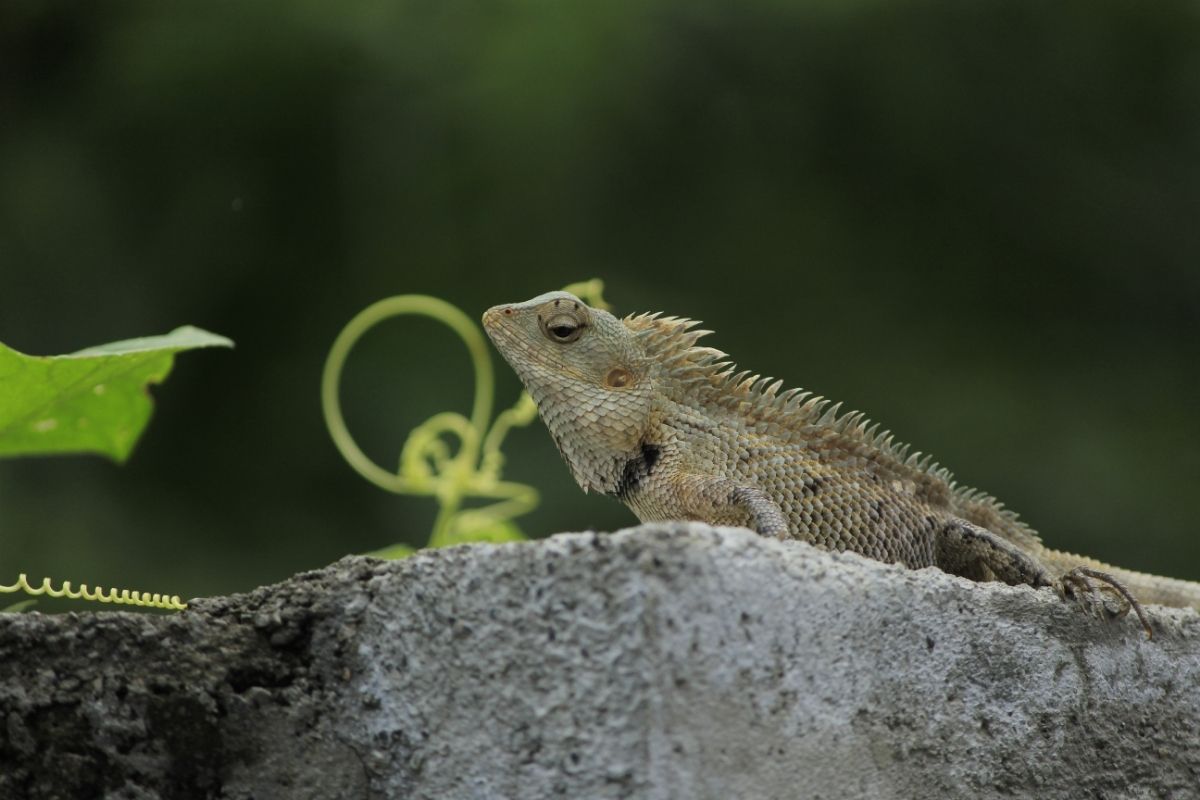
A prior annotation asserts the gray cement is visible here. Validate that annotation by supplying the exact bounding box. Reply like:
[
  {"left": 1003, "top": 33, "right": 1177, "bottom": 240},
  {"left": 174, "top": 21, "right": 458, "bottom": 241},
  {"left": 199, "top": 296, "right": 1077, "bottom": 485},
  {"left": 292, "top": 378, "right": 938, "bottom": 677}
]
[{"left": 2, "top": 523, "right": 1198, "bottom": 799}]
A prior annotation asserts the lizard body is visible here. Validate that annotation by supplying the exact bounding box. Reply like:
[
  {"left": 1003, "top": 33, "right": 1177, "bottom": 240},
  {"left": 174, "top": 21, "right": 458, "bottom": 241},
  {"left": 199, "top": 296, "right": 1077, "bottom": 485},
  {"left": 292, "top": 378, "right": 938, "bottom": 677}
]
[{"left": 483, "top": 291, "right": 1200, "bottom": 634}]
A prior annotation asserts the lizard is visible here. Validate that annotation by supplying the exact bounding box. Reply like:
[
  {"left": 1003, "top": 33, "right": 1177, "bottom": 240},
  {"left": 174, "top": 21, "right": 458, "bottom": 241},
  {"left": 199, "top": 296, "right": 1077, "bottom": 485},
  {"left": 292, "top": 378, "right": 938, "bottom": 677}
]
[{"left": 482, "top": 290, "right": 1200, "bottom": 638}]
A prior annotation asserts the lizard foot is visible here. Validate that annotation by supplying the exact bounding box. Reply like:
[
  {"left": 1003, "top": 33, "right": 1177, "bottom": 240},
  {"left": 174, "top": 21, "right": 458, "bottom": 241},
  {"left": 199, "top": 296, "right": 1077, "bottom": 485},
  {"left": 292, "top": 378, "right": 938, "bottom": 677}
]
[{"left": 1059, "top": 566, "right": 1152, "bottom": 640}]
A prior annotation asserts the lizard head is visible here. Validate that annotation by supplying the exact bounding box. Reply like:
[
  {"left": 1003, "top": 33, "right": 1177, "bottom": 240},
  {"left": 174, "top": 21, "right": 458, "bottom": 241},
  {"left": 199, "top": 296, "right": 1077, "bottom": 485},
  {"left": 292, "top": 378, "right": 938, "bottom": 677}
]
[{"left": 483, "top": 291, "right": 655, "bottom": 494}]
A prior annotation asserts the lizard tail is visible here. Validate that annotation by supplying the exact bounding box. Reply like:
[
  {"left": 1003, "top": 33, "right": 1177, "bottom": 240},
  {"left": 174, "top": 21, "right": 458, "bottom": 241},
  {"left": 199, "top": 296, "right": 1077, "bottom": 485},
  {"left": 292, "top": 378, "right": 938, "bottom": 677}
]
[{"left": 1039, "top": 548, "right": 1200, "bottom": 611}]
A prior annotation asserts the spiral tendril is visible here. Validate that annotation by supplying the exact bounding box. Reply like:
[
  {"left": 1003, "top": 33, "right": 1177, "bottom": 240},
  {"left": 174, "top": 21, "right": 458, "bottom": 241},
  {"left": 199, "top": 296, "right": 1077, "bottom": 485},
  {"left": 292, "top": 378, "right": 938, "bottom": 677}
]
[
  {"left": 321, "top": 279, "right": 609, "bottom": 556},
  {"left": 0, "top": 573, "right": 187, "bottom": 611}
]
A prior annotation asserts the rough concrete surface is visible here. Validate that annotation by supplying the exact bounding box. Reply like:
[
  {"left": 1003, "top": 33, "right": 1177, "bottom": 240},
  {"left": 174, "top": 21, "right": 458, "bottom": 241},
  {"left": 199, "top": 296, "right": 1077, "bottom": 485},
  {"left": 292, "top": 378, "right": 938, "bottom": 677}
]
[{"left": 1, "top": 523, "right": 1199, "bottom": 800}]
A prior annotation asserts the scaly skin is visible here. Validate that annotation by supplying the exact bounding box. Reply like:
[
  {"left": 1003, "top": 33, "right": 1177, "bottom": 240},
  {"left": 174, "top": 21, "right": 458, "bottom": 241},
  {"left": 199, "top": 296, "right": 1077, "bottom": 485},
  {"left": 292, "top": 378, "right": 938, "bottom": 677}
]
[{"left": 483, "top": 291, "right": 1200, "bottom": 635}]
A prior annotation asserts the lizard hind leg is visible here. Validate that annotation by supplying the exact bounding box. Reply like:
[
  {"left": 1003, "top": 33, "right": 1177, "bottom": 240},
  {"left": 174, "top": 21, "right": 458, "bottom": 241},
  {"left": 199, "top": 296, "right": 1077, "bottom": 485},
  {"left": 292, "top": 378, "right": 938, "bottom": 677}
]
[
  {"left": 1060, "top": 566, "right": 1153, "bottom": 640},
  {"left": 934, "top": 518, "right": 1056, "bottom": 588},
  {"left": 935, "top": 517, "right": 1153, "bottom": 639}
]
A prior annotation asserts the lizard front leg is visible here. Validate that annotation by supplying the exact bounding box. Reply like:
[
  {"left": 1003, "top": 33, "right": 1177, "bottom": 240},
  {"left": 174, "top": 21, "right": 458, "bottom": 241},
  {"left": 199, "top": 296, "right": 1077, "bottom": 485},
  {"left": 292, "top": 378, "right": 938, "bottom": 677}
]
[{"left": 651, "top": 473, "right": 790, "bottom": 538}]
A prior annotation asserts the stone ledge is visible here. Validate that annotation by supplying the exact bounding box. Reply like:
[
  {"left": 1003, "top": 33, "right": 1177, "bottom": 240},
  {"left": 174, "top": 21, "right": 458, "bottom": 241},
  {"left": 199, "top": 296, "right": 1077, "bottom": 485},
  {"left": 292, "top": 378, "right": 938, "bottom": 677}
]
[{"left": 1, "top": 523, "right": 1198, "bottom": 799}]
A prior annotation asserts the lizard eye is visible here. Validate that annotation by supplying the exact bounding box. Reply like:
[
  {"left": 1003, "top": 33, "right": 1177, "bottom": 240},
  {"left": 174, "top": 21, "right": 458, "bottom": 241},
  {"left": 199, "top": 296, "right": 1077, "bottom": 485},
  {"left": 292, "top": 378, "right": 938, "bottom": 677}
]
[{"left": 540, "top": 313, "right": 585, "bottom": 343}]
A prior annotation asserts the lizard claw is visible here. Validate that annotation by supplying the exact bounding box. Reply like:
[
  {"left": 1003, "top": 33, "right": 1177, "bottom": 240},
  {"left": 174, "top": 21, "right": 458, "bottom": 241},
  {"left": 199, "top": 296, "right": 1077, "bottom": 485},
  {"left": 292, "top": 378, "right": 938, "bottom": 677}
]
[{"left": 1059, "top": 566, "right": 1153, "bottom": 640}]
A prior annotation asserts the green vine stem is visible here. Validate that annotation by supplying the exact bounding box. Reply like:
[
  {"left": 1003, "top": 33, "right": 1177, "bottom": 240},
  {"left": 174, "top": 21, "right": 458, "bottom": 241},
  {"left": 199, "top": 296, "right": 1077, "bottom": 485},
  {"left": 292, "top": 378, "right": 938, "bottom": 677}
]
[{"left": 321, "top": 281, "right": 608, "bottom": 556}]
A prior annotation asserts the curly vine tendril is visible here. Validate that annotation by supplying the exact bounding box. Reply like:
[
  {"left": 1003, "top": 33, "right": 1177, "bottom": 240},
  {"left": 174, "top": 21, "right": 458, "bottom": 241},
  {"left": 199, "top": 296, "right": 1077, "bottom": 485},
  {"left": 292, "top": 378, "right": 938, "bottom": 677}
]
[
  {"left": 0, "top": 573, "right": 187, "bottom": 611},
  {"left": 321, "top": 279, "right": 609, "bottom": 554}
]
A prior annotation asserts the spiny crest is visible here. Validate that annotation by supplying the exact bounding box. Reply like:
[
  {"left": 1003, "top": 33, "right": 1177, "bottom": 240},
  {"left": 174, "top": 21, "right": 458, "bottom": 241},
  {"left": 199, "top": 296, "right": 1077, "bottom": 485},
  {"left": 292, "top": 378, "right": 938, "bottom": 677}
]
[
  {"left": 624, "top": 312, "right": 724, "bottom": 372},
  {"left": 623, "top": 308, "right": 1040, "bottom": 547}
]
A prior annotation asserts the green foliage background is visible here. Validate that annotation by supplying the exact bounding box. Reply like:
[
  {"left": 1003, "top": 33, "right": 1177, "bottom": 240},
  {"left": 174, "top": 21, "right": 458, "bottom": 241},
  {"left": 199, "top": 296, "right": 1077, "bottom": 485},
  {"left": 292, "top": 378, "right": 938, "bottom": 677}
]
[{"left": 3, "top": 0, "right": 1198, "bottom": 601}]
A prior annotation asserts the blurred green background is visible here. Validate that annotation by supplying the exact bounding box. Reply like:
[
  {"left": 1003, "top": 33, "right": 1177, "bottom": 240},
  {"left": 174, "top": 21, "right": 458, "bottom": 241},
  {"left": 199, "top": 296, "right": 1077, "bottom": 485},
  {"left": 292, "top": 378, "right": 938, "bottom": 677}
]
[{"left": 2, "top": 0, "right": 1198, "bottom": 603}]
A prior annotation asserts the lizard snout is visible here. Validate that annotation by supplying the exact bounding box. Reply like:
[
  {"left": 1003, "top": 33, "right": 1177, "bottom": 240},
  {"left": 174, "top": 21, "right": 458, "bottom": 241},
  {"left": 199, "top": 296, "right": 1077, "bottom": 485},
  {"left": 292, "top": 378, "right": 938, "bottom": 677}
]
[{"left": 482, "top": 305, "right": 511, "bottom": 329}]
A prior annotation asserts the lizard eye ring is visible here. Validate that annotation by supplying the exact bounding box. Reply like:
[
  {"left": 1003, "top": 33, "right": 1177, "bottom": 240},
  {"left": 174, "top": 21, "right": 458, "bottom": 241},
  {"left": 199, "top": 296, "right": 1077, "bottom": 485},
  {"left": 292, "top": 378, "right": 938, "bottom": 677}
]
[{"left": 540, "top": 313, "right": 585, "bottom": 343}]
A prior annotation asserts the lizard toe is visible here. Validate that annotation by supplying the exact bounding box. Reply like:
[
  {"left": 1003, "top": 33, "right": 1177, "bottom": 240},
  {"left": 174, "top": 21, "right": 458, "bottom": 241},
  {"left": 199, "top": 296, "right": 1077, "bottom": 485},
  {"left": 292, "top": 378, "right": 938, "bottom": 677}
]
[{"left": 1059, "top": 566, "right": 1152, "bottom": 639}]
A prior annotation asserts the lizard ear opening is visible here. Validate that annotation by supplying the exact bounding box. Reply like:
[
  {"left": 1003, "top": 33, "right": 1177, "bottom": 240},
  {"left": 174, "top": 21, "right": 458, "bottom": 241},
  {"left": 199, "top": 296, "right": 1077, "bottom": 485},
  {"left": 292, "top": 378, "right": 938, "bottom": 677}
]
[{"left": 604, "top": 367, "right": 635, "bottom": 389}]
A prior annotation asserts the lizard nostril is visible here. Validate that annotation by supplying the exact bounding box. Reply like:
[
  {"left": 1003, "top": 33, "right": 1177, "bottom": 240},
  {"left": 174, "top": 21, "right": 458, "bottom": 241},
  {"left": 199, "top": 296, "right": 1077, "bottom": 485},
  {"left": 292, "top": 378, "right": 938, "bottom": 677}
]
[{"left": 503, "top": 308, "right": 513, "bottom": 316}]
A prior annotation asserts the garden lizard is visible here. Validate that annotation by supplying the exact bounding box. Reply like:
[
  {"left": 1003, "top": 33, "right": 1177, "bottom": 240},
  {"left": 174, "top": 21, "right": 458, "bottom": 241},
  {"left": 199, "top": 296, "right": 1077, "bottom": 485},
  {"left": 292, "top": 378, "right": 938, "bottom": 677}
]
[{"left": 483, "top": 291, "right": 1200, "bottom": 637}]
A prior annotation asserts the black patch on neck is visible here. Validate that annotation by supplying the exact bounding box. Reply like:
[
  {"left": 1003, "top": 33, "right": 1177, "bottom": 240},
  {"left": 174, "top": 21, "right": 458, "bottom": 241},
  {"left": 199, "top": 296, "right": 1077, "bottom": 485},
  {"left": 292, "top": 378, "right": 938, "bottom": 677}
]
[{"left": 613, "top": 442, "right": 661, "bottom": 499}]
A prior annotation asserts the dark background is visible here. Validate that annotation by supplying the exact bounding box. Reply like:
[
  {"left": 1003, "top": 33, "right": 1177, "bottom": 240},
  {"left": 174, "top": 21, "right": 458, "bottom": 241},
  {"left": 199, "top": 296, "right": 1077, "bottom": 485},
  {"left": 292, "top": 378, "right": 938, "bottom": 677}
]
[{"left": 3, "top": 0, "right": 1198, "bottom": 603}]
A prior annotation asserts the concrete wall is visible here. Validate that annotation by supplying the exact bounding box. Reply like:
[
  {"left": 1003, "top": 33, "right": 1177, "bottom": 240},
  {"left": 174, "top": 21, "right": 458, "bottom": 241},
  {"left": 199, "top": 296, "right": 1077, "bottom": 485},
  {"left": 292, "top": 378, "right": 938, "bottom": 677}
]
[{"left": 2, "top": 523, "right": 1198, "bottom": 799}]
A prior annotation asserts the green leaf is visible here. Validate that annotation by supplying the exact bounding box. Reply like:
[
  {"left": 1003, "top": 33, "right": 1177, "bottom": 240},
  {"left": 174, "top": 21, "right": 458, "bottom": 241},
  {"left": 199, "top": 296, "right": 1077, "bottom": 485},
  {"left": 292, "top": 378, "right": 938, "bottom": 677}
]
[
  {"left": 0, "top": 599, "right": 37, "bottom": 614},
  {"left": 369, "top": 521, "right": 528, "bottom": 560},
  {"left": 435, "top": 518, "right": 528, "bottom": 548},
  {"left": 367, "top": 543, "right": 418, "bottom": 560},
  {"left": 0, "top": 326, "right": 233, "bottom": 462}
]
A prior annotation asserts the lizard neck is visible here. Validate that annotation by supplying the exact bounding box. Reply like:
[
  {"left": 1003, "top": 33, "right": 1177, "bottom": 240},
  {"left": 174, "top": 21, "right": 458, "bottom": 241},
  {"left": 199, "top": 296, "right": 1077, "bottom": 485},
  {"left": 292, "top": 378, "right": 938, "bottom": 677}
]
[
  {"left": 540, "top": 404, "right": 654, "bottom": 497},
  {"left": 610, "top": 441, "right": 663, "bottom": 500}
]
